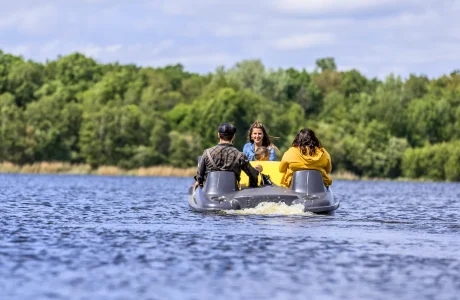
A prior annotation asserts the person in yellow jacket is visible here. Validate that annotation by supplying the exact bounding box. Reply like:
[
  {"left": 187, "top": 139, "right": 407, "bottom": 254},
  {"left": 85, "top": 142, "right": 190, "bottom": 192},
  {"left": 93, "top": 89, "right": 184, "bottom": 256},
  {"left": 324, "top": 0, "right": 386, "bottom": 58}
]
[{"left": 279, "top": 128, "right": 332, "bottom": 188}]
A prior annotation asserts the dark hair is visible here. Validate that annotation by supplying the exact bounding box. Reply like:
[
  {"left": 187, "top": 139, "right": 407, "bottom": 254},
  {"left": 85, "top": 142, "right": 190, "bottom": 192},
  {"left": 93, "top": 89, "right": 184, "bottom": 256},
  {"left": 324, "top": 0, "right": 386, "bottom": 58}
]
[
  {"left": 247, "top": 121, "right": 273, "bottom": 147},
  {"left": 218, "top": 133, "right": 234, "bottom": 141},
  {"left": 218, "top": 123, "right": 236, "bottom": 141},
  {"left": 255, "top": 146, "right": 270, "bottom": 160},
  {"left": 292, "top": 128, "right": 322, "bottom": 156}
]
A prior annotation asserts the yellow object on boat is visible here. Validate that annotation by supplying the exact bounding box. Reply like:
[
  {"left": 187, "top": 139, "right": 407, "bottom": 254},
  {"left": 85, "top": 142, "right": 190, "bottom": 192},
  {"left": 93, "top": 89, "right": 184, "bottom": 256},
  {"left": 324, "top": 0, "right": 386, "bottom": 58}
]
[{"left": 240, "top": 161, "right": 284, "bottom": 187}]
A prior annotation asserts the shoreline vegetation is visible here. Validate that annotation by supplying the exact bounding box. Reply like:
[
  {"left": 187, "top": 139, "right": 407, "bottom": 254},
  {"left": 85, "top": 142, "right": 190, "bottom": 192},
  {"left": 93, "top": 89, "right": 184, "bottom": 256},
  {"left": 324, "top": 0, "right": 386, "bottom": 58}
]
[
  {"left": 0, "top": 161, "right": 196, "bottom": 177},
  {"left": 1, "top": 49, "right": 459, "bottom": 182},
  {"left": 0, "top": 161, "right": 434, "bottom": 182}
]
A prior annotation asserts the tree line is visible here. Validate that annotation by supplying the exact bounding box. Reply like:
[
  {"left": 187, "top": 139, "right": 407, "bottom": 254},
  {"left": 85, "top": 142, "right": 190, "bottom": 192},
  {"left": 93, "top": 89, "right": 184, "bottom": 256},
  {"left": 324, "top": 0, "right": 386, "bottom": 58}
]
[{"left": 1, "top": 50, "right": 459, "bottom": 181}]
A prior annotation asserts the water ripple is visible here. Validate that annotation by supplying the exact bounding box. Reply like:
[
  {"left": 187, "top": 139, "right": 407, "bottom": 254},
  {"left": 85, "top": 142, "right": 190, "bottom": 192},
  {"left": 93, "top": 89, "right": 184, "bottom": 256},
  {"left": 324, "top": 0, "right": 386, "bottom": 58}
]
[{"left": 0, "top": 174, "right": 459, "bottom": 300}]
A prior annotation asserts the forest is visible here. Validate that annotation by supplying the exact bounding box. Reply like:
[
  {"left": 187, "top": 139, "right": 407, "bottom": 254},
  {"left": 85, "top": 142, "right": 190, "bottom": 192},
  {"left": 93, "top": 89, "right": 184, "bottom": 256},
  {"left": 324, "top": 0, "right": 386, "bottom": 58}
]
[{"left": 1, "top": 49, "right": 459, "bottom": 181}]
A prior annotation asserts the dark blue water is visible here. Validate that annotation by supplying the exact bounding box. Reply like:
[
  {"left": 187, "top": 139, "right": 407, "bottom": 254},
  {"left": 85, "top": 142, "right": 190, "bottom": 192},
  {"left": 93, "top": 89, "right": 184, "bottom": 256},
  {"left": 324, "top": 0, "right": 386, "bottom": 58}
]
[{"left": 1, "top": 174, "right": 459, "bottom": 300}]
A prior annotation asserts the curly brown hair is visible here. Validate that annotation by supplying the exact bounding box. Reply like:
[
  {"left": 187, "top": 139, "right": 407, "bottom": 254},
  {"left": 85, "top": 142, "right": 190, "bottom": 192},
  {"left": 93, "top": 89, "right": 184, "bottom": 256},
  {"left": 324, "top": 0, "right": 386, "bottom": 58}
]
[{"left": 292, "top": 128, "right": 322, "bottom": 156}]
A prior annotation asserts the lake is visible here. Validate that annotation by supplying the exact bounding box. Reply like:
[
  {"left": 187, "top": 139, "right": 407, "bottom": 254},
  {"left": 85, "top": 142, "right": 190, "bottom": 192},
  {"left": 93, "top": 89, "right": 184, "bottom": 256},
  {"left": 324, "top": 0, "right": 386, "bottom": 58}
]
[{"left": 1, "top": 174, "right": 459, "bottom": 300}]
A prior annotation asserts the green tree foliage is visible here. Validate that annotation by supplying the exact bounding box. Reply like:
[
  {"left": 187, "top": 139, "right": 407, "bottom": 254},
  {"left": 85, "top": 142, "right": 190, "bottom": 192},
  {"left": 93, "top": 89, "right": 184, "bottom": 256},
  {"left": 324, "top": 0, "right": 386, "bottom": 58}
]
[
  {"left": 79, "top": 101, "right": 148, "bottom": 168},
  {"left": 319, "top": 91, "right": 347, "bottom": 124},
  {"left": 311, "top": 122, "right": 346, "bottom": 172},
  {"left": 0, "top": 93, "right": 34, "bottom": 163},
  {"left": 340, "top": 69, "right": 368, "bottom": 97},
  {"left": 406, "top": 94, "right": 453, "bottom": 146},
  {"left": 362, "top": 75, "right": 408, "bottom": 138},
  {"left": 402, "top": 141, "right": 460, "bottom": 181},
  {"left": 312, "top": 69, "right": 341, "bottom": 96},
  {"left": 171, "top": 87, "right": 264, "bottom": 150},
  {"left": 7, "top": 61, "right": 44, "bottom": 106},
  {"left": 0, "top": 48, "right": 459, "bottom": 180},
  {"left": 148, "top": 115, "right": 171, "bottom": 165},
  {"left": 341, "top": 120, "right": 409, "bottom": 178},
  {"left": 168, "top": 131, "right": 203, "bottom": 167},
  {"left": 315, "top": 57, "right": 337, "bottom": 72},
  {"left": 24, "top": 94, "right": 82, "bottom": 161},
  {"left": 342, "top": 120, "right": 389, "bottom": 177},
  {"left": 225, "top": 60, "right": 266, "bottom": 95},
  {"left": 50, "top": 53, "right": 102, "bottom": 87},
  {"left": 0, "top": 51, "right": 24, "bottom": 94},
  {"left": 403, "top": 74, "right": 429, "bottom": 101},
  {"left": 81, "top": 68, "right": 144, "bottom": 106},
  {"left": 284, "top": 67, "right": 323, "bottom": 116}
]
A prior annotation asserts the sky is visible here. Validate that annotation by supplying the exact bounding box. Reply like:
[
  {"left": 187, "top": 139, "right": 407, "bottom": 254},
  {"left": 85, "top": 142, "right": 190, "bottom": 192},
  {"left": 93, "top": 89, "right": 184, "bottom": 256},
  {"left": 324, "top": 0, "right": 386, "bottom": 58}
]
[{"left": 1, "top": 0, "right": 459, "bottom": 79}]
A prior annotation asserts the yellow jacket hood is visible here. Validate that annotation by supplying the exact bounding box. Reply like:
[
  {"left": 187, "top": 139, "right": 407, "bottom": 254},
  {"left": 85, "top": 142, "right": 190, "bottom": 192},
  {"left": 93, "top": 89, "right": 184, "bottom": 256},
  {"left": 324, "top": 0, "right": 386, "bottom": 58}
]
[{"left": 279, "top": 146, "right": 332, "bottom": 187}]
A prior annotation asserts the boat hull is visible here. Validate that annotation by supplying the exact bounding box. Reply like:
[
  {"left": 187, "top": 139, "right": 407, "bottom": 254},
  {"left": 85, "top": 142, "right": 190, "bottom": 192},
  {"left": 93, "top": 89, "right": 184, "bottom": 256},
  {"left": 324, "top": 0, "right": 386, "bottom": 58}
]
[{"left": 188, "top": 169, "right": 339, "bottom": 214}]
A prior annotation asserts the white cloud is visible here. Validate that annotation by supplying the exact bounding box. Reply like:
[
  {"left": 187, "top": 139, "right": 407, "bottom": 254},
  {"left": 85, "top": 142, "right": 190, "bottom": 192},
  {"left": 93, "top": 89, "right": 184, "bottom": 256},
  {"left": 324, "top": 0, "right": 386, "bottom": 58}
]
[
  {"left": 3, "top": 42, "right": 123, "bottom": 62},
  {"left": 272, "top": 33, "right": 335, "bottom": 50},
  {"left": 212, "top": 24, "right": 256, "bottom": 37},
  {"left": 148, "top": 0, "right": 211, "bottom": 16},
  {"left": 0, "top": 4, "right": 57, "bottom": 33},
  {"left": 455, "top": 0, "right": 460, "bottom": 11},
  {"left": 123, "top": 40, "right": 174, "bottom": 56},
  {"left": 1, "top": 0, "right": 459, "bottom": 78},
  {"left": 39, "top": 40, "right": 61, "bottom": 54},
  {"left": 132, "top": 17, "right": 162, "bottom": 31},
  {"left": 4, "top": 40, "right": 179, "bottom": 68},
  {"left": 273, "top": 0, "right": 410, "bottom": 14},
  {"left": 77, "top": 44, "right": 122, "bottom": 57},
  {"left": 367, "top": 10, "right": 440, "bottom": 29},
  {"left": 159, "top": 0, "right": 195, "bottom": 16},
  {"left": 148, "top": 0, "right": 262, "bottom": 18},
  {"left": 2, "top": 45, "right": 31, "bottom": 57},
  {"left": 209, "top": 13, "right": 353, "bottom": 40},
  {"left": 80, "top": 0, "right": 109, "bottom": 3},
  {"left": 378, "top": 66, "right": 408, "bottom": 79},
  {"left": 378, "top": 43, "right": 460, "bottom": 65}
]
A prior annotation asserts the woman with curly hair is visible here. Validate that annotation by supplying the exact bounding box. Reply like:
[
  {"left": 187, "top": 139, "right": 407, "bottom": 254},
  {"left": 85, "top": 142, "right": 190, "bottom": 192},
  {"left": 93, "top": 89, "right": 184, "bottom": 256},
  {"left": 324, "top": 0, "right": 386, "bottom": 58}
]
[
  {"left": 242, "top": 121, "right": 277, "bottom": 161},
  {"left": 279, "top": 128, "right": 332, "bottom": 188}
]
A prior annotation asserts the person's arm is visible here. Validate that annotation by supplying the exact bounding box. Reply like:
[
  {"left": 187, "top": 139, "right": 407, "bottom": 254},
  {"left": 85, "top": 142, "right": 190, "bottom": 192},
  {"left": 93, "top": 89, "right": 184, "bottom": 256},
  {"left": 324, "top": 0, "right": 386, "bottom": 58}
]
[
  {"left": 240, "top": 154, "right": 262, "bottom": 187},
  {"left": 269, "top": 147, "right": 276, "bottom": 161},
  {"left": 194, "top": 152, "right": 207, "bottom": 189},
  {"left": 323, "top": 148, "right": 332, "bottom": 174},
  {"left": 243, "top": 143, "right": 255, "bottom": 161},
  {"left": 279, "top": 161, "right": 288, "bottom": 173},
  {"left": 279, "top": 149, "right": 290, "bottom": 173}
]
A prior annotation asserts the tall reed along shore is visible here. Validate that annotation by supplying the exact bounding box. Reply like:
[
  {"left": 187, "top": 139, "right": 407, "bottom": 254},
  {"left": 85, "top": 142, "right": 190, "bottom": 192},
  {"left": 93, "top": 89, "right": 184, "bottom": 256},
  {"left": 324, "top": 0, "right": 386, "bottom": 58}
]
[{"left": 0, "top": 162, "right": 196, "bottom": 177}]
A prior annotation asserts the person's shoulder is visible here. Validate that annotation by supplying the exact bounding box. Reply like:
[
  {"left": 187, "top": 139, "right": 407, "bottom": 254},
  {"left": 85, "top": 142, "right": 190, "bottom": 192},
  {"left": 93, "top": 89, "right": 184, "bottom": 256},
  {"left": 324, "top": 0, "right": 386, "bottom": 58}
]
[
  {"left": 233, "top": 147, "right": 245, "bottom": 156},
  {"left": 242, "top": 143, "right": 252, "bottom": 150},
  {"left": 285, "top": 146, "right": 296, "bottom": 152},
  {"left": 224, "top": 144, "right": 241, "bottom": 154},
  {"left": 202, "top": 145, "right": 219, "bottom": 155},
  {"left": 203, "top": 145, "right": 216, "bottom": 152},
  {"left": 237, "top": 150, "right": 250, "bottom": 161},
  {"left": 285, "top": 146, "right": 300, "bottom": 157}
]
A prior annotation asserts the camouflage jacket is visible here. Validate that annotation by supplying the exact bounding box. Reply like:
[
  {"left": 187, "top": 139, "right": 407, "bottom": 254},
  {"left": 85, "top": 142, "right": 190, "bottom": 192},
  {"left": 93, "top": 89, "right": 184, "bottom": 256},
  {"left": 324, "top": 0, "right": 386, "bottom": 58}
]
[{"left": 195, "top": 143, "right": 260, "bottom": 187}]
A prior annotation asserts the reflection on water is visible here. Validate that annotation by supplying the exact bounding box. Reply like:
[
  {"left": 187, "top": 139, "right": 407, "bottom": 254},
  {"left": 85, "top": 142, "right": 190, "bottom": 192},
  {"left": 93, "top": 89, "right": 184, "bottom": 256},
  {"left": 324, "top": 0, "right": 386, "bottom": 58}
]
[{"left": 0, "top": 174, "right": 459, "bottom": 300}]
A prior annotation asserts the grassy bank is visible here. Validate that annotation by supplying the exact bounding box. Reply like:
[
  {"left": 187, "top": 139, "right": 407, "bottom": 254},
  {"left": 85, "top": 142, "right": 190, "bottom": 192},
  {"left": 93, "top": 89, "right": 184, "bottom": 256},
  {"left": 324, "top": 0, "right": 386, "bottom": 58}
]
[
  {"left": 1, "top": 161, "right": 355, "bottom": 179},
  {"left": 0, "top": 161, "right": 196, "bottom": 177}
]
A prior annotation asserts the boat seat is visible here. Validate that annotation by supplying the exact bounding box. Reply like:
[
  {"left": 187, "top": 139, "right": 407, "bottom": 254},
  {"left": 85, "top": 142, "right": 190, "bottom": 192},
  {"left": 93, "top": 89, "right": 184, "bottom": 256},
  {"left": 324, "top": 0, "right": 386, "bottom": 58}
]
[
  {"left": 203, "top": 171, "right": 239, "bottom": 195},
  {"left": 291, "top": 170, "right": 326, "bottom": 194}
]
